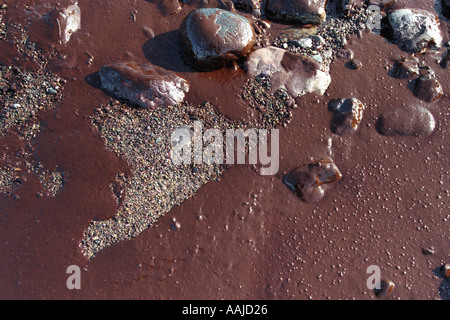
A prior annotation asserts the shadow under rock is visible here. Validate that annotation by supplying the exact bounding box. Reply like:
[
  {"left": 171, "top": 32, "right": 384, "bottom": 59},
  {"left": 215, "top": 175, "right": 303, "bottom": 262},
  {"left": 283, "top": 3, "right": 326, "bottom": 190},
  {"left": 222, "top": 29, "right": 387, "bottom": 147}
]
[{"left": 142, "top": 30, "right": 195, "bottom": 73}]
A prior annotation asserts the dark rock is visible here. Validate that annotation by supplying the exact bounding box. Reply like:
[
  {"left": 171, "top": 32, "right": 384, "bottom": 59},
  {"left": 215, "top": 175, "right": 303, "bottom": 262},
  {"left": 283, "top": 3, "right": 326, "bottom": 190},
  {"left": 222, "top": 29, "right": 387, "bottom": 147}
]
[
  {"left": 265, "top": 0, "right": 327, "bottom": 25},
  {"left": 414, "top": 70, "right": 444, "bottom": 103},
  {"left": 283, "top": 158, "right": 342, "bottom": 203},
  {"left": 375, "top": 280, "right": 395, "bottom": 297},
  {"left": 231, "top": 0, "right": 262, "bottom": 17},
  {"left": 350, "top": 59, "right": 362, "bottom": 69},
  {"left": 377, "top": 105, "right": 436, "bottom": 136},
  {"left": 328, "top": 98, "right": 365, "bottom": 135},
  {"left": 391, "top": 56, "right": 419, "bottom": 79},
  {"left": 179, "top": 8, "right": 255, "bottom": 70},
  {"left": 99, "top": 61, "right": 189, "bottom": 109},
  {"left": 326, "top": 0, "right": 354, "bottom": 16},
  {"left": 442, "top": 0, "right": 450, "bottom": 20}
]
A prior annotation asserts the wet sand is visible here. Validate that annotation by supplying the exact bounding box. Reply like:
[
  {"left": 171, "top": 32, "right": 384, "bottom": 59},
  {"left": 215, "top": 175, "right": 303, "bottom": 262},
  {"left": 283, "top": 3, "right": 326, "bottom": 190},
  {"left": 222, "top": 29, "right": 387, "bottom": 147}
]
[{"left": 0, "top": 0, "right": 448, "bottom": 299}]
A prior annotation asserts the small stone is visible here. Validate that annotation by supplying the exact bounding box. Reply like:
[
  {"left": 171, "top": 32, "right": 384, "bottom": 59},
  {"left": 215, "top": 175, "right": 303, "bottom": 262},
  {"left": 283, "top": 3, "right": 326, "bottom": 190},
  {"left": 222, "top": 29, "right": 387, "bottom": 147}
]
[
  {"left": 45, "top": 1, "right": 81, "bottom": 44},
  {"left": 179, "top": 8, "right": 255, "bottom": 70},
  {"left": 328, "top": 98, "right": 365, "bottom": 135},
  {"left": 231, "top": 0, "right": 262, "bottom": 16},
  {"left": 142, "top": 26, "right": 155, "bottom": 39},
  {"left": 171, "top": 220, "right": 181, "bottom": 231},
  {"left": 311, "top": 35, "right": 325, "bottom": 45},
  {"left": 391, "top": 56, "right": 419, "bottom": 79},
  {"left": 414, "top": 70, "right": 444, "bottom": 103},
  {"left": 336, "top": 48, "right": 354, "bottom": 62},
  {"left": 350, "top": 59, "right": 362, "bottom": 69},
  {"left": 99, "top": 61, "right": 189, "bottom": 109},
  {"left": 422, "top": 247, "right": 435, "bottom": 255},
  {"left": 375, "top": 280, "right": 395, "bottom": 297},
  {"left": 158, "top": 0, "right": 182, "bottom": 15},
  {"left": 289, "top": 38, "right": 313, "bottom": 49},
  {"left": 46, "top": 87, "right": 58, "bottom": 95},
  {"left": 377, "top": 105, "right": 436, "bottom": 136},
  {"left": 283, "top": 158, "right": 342, "bottom": 203},
  {"left": 388, "top": 9, "right": 443, "bottom": 53},
  {"left": 265, "top": 0, "right": 327, "bottom": 25},
  {"left": 312, "top": 54, "right": 323, "bottom": 63},
  {"left": 443, "top": 264, "right": 450, "bottom": 278}
]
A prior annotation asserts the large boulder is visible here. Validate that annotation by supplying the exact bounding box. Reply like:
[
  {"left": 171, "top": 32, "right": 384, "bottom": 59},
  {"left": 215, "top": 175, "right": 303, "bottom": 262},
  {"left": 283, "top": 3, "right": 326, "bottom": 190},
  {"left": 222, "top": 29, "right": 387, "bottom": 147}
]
[
  {"left": 388, "top": 9, "right": 443, "bottom": 53},
  {"left": 244, "top": 46, "right": 331, "bottom": 97},
  {"left": 99, "top": 61, "right": 189, "bottom": 109},
  {"left": 265, "top": 0, "right": 327, "bottom": 24},
  {"left": 179, "top": 8, "right": 255, "bottom": 70}
]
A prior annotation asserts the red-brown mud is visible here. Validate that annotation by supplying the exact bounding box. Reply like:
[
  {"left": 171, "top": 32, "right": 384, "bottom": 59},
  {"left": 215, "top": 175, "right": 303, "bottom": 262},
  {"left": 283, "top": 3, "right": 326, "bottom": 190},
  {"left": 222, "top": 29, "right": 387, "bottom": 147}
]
[{"left": 0, "top": 0, "right": 448, "bottom": 299}]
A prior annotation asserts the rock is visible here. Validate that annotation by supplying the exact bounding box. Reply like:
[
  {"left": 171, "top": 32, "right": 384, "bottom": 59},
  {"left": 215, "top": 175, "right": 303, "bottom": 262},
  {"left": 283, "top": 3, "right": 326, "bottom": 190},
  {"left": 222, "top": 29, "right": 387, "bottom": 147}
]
[
  {"left": 336, "top": 48, "right": 354, "bottom": 62},
  {"left": 377, "top": 105, "right": 436, "bottom": 136},
  {"left": 442, "top": 0, "right": 450, "bottom": 20},
  {"left": 414, "top": 69, "right": 444, "bottom": 103},
  {"left": 422, "top": 247, "right": 435, "bottom": 255},
  {"left": 179, "top": 8, "right": 255, "bottom": 70},
  {"left": 388, "top": 9, "right": 443, "bottom": 53},
  {"left": 244, "top": 46, "right": 331, "bottom": 97},
  {"left": 443, "top": 264, "right": 450, "bottom": 278},
  {"left": 231, "top": 0, "right": 262, "bottom": 17},
  {"left": 289, "top": 38, "right": 313, "bottom": 49},
  {"left": 99, "top": 61, "right": 189, "bottom": 109},
  {"left": 325, "top": 0, "right": 354, "bottom": 16},
  {"left": 350, "top": 59, "right": 362, "bottom": 70},
  {"left": 265, "top": 0, "right": 327, "bottom": 25},
  {"left": 328, "top": 98, "right": 365, "bottom": 135},
  {"left": 283, "top": 158, "right": 342, "bottom": 203},
  {"left": 375, "top": 280, "right": 395, "bottom": 297},
  {"left": 44, "top": 1, "right": 81, "bottom": 44},
  {"left": 158, "top": 0, "right": 182, "bottom": 16},
  {"left": 391, "top": 56, "right": 419, "bottom": 79},
  {"left": 142, "top": 26, "right": 155, "bottom": 39}
]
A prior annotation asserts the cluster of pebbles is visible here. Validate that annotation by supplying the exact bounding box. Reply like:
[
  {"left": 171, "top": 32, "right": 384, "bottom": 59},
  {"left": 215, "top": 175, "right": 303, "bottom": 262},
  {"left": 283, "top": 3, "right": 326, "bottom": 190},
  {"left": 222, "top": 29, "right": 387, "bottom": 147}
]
[{"left": 0, "top": 7, "right": 66, "bottom": 197}]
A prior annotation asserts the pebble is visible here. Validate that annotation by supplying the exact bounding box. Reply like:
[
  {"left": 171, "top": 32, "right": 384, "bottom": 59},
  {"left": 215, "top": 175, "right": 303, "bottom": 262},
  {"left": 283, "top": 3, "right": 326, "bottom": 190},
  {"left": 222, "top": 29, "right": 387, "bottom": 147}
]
[
  {"left": 265, "top": 0, "right": 327, "bottom": 25},
  {"left": 422, "top": 247, "right": 435, "bottom": 255},
  {"left": 99, "top": 61, "right": 189, "bottom": 109},
  {"left": 443, "top": 264, "right": 450, "bottom": 278},
  {"left": 46, "top": 87, "right": 58, "bottom": 95},
  {"left": 391, "top": 56, "right": 419, "bottom": 79},
  {"left": 179, "top": 8, "right": 255, "bottom": 70},
  {"left": 245, "top": 46, "right": 331, "bottom": 97},
  {"left": 231, "top": 0, "right": 262, "bottom": 17},
  {"left": 283, "top": 158, "right": 342, "bottom": 203},
  {"left": 312, "top": 54, "right": 323, "bottom": 63},
  {"left": 328, "top": 98, "right": 365, "bottom": 135},
  {"left": 388, "top": 9, "right": 443, "bottom": 53},
  {"left": 289, "top": 38, "right": 313, "bottom": 49},
  {"left": 336, "top": 48, "right": 354, "bottom": 62},
  {"left": 142, "top": 26, "right": 155, "bottom": 39},
  {"left": 350, "top": 59, "right": 362, "bottom": 70},
  {"left": 377, "top": 105, "right": 436, "bottom": 136},
  {"left": 414, "top": 70, "right": 444, "bottom": 103},
  {"left": 45, "top": 2, "right": 81, "bottom": 44},
  {"left": 375, "top": 280, "right": 395, "bottom": 297},
  {"left": 158, "top": 0, "right": 181, "bottom": 15}
]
